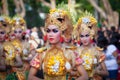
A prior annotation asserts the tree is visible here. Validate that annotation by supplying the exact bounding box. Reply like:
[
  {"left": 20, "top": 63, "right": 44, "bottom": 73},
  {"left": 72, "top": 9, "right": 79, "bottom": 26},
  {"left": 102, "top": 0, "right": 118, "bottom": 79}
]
[
  {"left": 13, "top": 0, "right": 26, "bottom": 17},
  {"left": 88, "top": 0, "right": 119, "bottom": 28},
  {"left": 1, "top": 0, "right": 9, "bottom": 15},
  {"left": 38, "top": 0, "right": 56, "bottom": 9}
]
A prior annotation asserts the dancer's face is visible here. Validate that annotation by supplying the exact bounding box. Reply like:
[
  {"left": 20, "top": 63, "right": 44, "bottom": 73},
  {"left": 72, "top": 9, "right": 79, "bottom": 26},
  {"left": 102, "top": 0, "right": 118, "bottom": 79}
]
[
  {"left": 80, "top": 31, "right": 91, "bottom": 46},
  {"left": 46, "top": 25, "right": 61, "bottom": 44},
  {"left": 14, "top": 28, "right": 23, "bottom": 39}
]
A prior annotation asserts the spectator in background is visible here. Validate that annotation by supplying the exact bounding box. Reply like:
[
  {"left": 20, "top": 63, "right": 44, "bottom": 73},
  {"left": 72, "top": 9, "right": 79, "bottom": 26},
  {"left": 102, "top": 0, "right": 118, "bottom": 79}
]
[
  {"left": 104, "top": 29, "right": 112, "bottom": 43},
  {"left": 37, "top": 27, "right": 44, "bottom": 48},
  {"left": 111, "top": 26, "right": 116, "bottom": 33},
  {"left": 97, "top": 34, "right": 118, "bottom": 80},
  {"left": 29, "top": 31, "right": 40, "bottom": 49}
]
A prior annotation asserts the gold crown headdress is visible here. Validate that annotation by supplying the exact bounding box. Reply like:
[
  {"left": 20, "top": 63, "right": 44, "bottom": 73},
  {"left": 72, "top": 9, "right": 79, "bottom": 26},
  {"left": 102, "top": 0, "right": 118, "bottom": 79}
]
[
  {"left": 45, "top": 9, "right": 73, "bottom": 39},
  {"left": 11, "top": 15, "right": 26, "bottom": 32},
  {"left": 73, "top": 11, "right": 97, "bottom": 40},
  {"left": 0, "top": 15, "right": 11, "bottom": 33}
]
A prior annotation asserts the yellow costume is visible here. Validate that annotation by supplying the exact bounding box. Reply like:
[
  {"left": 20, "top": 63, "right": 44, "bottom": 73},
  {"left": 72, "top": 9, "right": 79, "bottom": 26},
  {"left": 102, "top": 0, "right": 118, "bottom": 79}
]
[
  {"left": 77, "top": 46, "right": 105, "bottom": 78},
  {"left": 73, "top": 11, "right": 105, "bottom": 79},
  {"left": 5, "top": 15, "right": 29, "bottom": 80},
  {"left": 3, "top": 42, "right": 15, "bottom": 66},
  {"left": 31, "top": 45, "right": 76, "bottom": 80},
  {"left": 0, "top": 15, "right": 11, "bottom": 80},
  {"left": 30, "top": 9, "right": 79, "bottom": 80}
]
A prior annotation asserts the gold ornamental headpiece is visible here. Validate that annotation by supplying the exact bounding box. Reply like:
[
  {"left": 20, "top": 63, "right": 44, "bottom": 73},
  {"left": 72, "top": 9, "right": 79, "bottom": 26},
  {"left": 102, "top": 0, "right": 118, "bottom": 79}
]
[
  {"left": 45, "top": 9, "right": 73, "bottom": 39},
  {"left": 73, "top": 11, "right": 97, "bottom": 40},
  {"left": 11, "top": 15, "right": 26, "bottom": 31},
  {"left": 0, "top": 15, "right": 11, "bottom": 33}
]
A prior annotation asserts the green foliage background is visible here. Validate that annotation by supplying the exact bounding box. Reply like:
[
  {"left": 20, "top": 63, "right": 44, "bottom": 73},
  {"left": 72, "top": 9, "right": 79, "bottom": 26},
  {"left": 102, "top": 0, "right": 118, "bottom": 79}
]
[{"left": 1, "top": 0, "right": 120, "bottom": 28}]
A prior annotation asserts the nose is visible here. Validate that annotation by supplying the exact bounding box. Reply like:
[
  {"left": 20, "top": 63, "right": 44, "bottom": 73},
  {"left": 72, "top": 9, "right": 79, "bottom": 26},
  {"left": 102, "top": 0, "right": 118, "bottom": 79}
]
[
  {"left": 82, "top": 37, "right": 88, "bottom": 41},
  {"left": 48, "top": 32, "right": 54, "bottom": 37}
]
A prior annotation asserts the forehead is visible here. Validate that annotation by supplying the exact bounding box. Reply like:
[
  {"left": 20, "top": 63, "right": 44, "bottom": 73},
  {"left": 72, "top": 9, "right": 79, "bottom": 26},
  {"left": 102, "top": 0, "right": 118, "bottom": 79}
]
[
  {"left": 14, "top": 28, "right": 22, "bottom": 31},
  {"left": 47, "top": 25, "right": 58, "bottom": 29},
  {"left": 81, "top": 31, "right": 89, "bottom": 35}
]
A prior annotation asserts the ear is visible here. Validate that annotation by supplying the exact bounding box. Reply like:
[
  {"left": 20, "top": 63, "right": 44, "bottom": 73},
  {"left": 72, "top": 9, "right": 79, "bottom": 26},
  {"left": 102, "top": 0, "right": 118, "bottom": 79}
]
[
  {"left": 60, "top": 35, "right": 64, "bottom": 43},
  {"left": 43, "top": 35, "right": 47, "bottom": 42}
]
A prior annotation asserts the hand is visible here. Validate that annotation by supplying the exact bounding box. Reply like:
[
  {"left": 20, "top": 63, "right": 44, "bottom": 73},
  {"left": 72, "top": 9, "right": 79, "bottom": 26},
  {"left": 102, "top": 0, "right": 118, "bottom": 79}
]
[{"left": 75, "top": 57, "right": 83, "bottom": 66}]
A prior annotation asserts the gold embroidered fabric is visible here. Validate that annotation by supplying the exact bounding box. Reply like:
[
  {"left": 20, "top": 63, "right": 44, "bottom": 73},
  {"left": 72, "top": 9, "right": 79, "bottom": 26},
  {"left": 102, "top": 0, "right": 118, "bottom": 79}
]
[
  {"left": 78, "top": 47, "right": 104, "bottom": 78},
  {"left": 44, "top": 46, "right": 66, "bottom": 76},
  {"left": 44, "top": 74, "right": 66, "bottom": 80},
  {"left": 30, "top": 46, "right": 75, "bottom": 80},
  {"left": 3, "top": 42, "right": 15, "bottom": 65},
  {"left": 11, "top": 39, "right": 22, "bottom": 54}
]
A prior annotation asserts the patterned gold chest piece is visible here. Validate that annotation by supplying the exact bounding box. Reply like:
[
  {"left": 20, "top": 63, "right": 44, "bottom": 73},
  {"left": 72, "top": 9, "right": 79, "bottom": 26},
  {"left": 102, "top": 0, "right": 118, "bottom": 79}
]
[{"left": 44, "top": 46, "right": 66, "bottom": 76}]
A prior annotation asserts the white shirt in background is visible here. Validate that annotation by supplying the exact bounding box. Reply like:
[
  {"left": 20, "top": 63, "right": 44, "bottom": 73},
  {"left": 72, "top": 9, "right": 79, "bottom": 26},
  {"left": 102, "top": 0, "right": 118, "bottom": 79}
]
[{"left": 105, "top": 44, "right": 118, "bottom": 70}]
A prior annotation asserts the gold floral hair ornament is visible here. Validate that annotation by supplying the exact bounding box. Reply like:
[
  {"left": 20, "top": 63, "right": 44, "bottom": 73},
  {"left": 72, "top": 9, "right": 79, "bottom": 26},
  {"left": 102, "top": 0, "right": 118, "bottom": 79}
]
[
  {"left": 73, "top": 11, "right": 97, "bottom": 40},
  {"left": 45, "top": 9, "right": 73, "bottom": 39},
  {"left": 0, "top": 15, "right": 11, "bottom": 33},
  {"left": 11, "top": 15, "right": 26, "bottom": 32}
]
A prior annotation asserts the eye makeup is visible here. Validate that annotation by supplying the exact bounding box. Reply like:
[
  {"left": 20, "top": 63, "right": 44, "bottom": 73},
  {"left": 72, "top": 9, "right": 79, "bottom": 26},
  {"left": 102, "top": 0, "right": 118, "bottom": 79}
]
[
  {"left": 14, "top": 30, "right": 22, "bottom": 33},
  {"left": 80, "top": 34, "right": 90, "bottom": 38},
  {"left": 0, "top": 31, "right": 5, "bottom": 34},
  {"left": 46, "top": 28, "right": 59, "bottom": 33}
]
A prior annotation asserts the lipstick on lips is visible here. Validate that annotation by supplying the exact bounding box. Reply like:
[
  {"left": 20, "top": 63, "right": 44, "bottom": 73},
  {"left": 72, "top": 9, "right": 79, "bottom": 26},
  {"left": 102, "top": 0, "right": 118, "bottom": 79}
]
[
  {"left": 49, "top": 38, "right": 54, "bottom": 41},
  {"left": 83, "top": 40, "right": 87, "bottom": 43}
]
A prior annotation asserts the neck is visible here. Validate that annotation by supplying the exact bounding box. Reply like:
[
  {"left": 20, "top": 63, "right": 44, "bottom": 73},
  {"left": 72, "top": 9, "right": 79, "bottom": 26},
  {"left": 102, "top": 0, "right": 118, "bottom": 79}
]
[
  {"left": 50, "top": 42, "right": 62, "bottom": 48},
  {"left": 82, "top": 44, "right": 92, "bottom": 48}
]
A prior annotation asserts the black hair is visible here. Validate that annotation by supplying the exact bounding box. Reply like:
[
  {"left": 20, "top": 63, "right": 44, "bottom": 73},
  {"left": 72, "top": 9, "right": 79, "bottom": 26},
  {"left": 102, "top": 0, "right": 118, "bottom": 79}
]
[
  {"left": 110, "top": 32, "right": 120, "bottom": 50},
  {"left": 97, "top": 35, "right": 108, "bottom": 51},
  {"left": 97, "top": 30, "right": 104, "bottom": 37},
  {"left": 111, "top": 26, "right": 116, "bottom": 32}
]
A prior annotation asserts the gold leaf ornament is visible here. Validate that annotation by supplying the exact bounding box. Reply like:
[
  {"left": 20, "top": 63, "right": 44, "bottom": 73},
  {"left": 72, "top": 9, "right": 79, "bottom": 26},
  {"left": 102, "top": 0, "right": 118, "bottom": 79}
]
[{"left": 3, "top": 42, "right": 15, "bottom": 60}]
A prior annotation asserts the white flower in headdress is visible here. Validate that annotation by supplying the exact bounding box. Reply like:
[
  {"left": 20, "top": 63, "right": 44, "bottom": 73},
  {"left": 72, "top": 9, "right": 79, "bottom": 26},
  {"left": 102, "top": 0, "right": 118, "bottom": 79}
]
[
  {"left": 82, "top": 17, "right": 90, "bottom": 24},
  {"left": 16, "top": 19, "right": 20, "bottom": 24},
  {"left": 14, "top": 17, "right": 20, "bottom": 25},
  {"left": 51, "top": 12, "right": 60, "bottom": 18}
]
